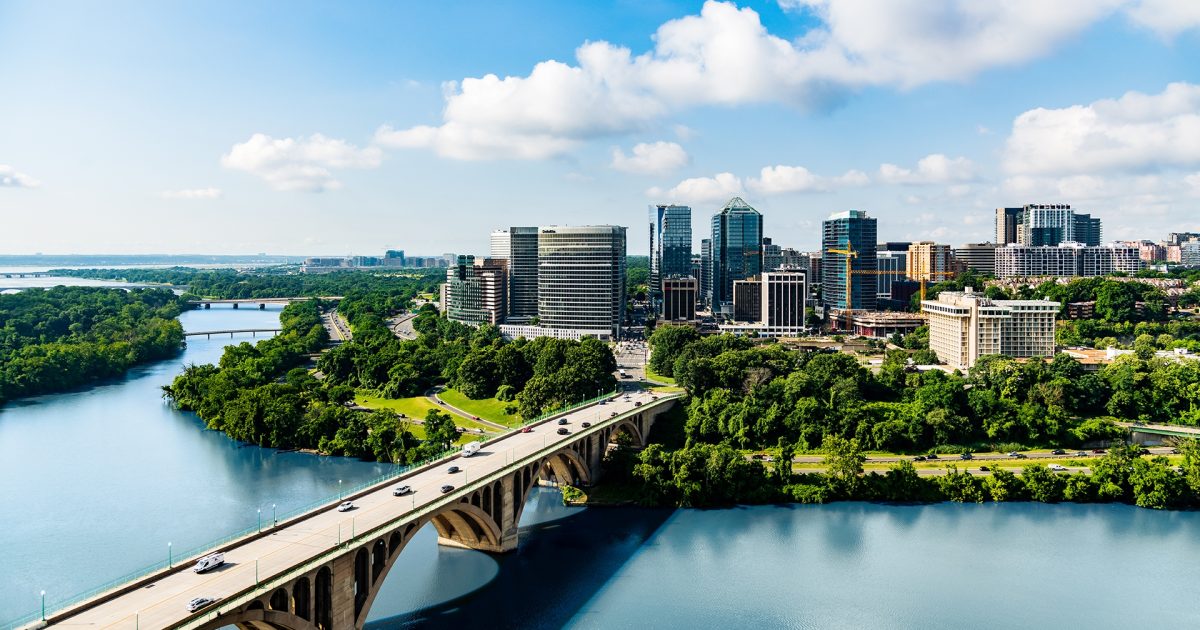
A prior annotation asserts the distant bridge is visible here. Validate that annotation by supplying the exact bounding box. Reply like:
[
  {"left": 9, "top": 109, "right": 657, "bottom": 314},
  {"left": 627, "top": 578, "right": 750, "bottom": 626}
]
[
  {"left": 1122, "top": 422, "right": 1200, "bottom": 444},
  {"left": 31, "top": 391, "right": 679, "bottom": 630},
  {"left": 189, "top": 297, "right": 344, "bottom": 310},
  {"left": 1, "top": 272, "right": 49, "bottom": 278},
  {"left": 184, "top": 328, "right": 282, "bottom": 339}
]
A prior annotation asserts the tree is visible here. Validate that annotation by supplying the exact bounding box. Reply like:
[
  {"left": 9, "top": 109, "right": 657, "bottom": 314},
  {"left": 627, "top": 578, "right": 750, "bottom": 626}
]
[
  {"left": 648, "top": 325, "right": 701, "bottom": 378},
  {"left": 1129, "top": 456, "right": 1185, "bottom": 509},
  {"left": 822, "top": 435, "right": 864, "bottom": 497},
  {"left": 423, "top": 409, "right": 458, "bottom": 451},
  {"left": 1020, "top": 465, "right": 1065, "bottom": 503}
]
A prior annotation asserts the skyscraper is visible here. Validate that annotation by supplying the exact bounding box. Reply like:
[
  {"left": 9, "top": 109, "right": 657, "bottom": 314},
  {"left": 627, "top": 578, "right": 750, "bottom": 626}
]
[
  {"left": 507, "top": 226, "right": 539, "bottom": 320},
  {"left": 762, "top": 237, "right": 783, "bottom": 271},
  {"left": 709, "top": 197, "right": 763, "bottom": 312},
  {"left": 906, "top": 242, "right": 955, "bottom": 281},
  {"left": 1073, "top": 213, "right": 1102, "bottom": 246},
  {"left": 822, "top": 210, "right": 877, "bottom": 311},
  {"left": 699, "top": 238, "right": 712, "bottom": 307},
  {"left": 995, "top": 207, "right": 1023, "bottom": 245},
  {"left": 1020, "top": 204, "right": 1074, "bottom": 246},
  {"left": 536, "top": 226, "right": 627, "bottom": 337},
  {"left": 649, "top": 204, "right": 692, "bottom": 303}
]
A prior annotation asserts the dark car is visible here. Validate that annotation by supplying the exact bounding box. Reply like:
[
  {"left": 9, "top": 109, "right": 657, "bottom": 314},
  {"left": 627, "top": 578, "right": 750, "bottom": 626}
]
[
  {"left": 1092, "top": 448, "right": 1106, "bottom": 454},
  {"left": 979, "top": 465, "right": 990, "bottom": 471},
  {"left": 448, "top": 466, "right": 461, "bottom": 474},
  {"left": 557, "top": 427, "right": 569, "bottom": 435},
  {"left": 926, "top": 453, "right": 939, "bottom": 460},
  {"left": 960, "top": 453, "right": 973, "bottom": 460},
  {"left": 634, "top": 401, "right": 643, "bottom": 407},
  {"left": 440, "top": 484, "right": 454, "bottom": 494},
  {"left": 610, "top": 411, "right": 618, "bottom": 418},
  {"left": 558, "top": 418, "right": 568, "bottom": 425},
  {"left": 1051, "top": 449, "right": 1066, "bottom": 455},
  {"left": 582, "top": 421, "right": 592, "bottom": 428},
  {"left": 913, "top": 455, "right": 926, "bottom": 462}
]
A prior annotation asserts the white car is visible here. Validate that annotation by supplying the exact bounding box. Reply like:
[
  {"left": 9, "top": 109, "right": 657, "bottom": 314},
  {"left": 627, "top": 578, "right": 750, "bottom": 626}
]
[
  {"left": 1048, "top": 464, "right": 1067, "bottom": 472},
  {"left": 186, "top": 596, "right": 219, "bottom": 613},
  {"left": 192, "top": 552, "right": 225, "bottom": 574},
  {"left": 337, "top": 501, "right": 354, "bottom": 512}
]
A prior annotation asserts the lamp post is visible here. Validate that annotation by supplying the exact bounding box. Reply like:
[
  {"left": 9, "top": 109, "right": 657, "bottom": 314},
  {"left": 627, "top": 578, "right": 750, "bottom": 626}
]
[
  {"left": 40, "top": 590, "right": 45, "bottom": 621},
  {"left": 272, "top": 503, "right": 277, "bottom": 527},
  {"left": 339, "top": 479, "right": 343, "bottom": 498},
  {"left": 257, "top": 508, "right": 262, "bottom": 533},
  {"left": 168, "top": 542, "right": 172, "bottom": 568}
]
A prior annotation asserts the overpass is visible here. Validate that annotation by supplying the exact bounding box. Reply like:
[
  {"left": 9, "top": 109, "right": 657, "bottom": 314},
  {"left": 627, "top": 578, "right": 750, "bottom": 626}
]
[
  {"left": 184, "top": 328, "right": 282, "bottom": 339},
  {"left": 32, "top": 390, "right": 679, "bottom": 630},
  {"left": 1121, "top": 422, "right": 1200, "bottom": 444},
  {"left": 189, "top": 297, "right": 344, "bottom": 310}
]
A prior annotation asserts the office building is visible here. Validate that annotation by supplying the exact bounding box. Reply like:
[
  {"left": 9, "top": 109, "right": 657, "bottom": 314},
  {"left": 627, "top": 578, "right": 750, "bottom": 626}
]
[
  {"left": 709, "top": 197, "right": 763, "bottom": 312},
  {"left": 1168, "top": 232, "right": 1200, "bottom": 246},
  {"left": 1020, "top": 204, "right": 1075, "bottom": 246},
  {"left": 536, "top": 225, "right": 627, "bottom": 337},
  {"left": 384, "top": 250, "right": 406, "bottom": 267},
  {"left": 1184, "top": 242, "right": 1200, "bottom": 267},
  {"left": 763, "top": 237, "right": 783, "bottom": 271},
  {"left": 489, "top": 230, "right": 511, "bottom": 259},
  {"left": 721, "top": 271, "right": 807, "bottom": 337},
  {"left": 923, "top": 288, "right": 1059, "bottom": 371},
  {"left": 954, "top": 243, "right": 997, "bottom": 274},
  {"left": 995, "top": 207, "right": 1023, "bottom": 245},
  {"left": 907, "top": 242, "right": 955, "bottom": 281},
  {"left": 1073, "top": 213, "right": 1102, "bottom": 246},
  {"left": 733, "top": 276, "right": 762, "bottom": 322},
  {"left": 994, "top": 243, "right": 1142, "bottom": 278},
  {"left": 806, "top": 252, "right": 823, "bottom": 285},
  {"left": 780, "top": 247, "right": 805, "bottom": 270},
  {"left": 822, "top": 210, "right": 877, "bottom": 311},
  {"left": 876, "top": 249, "right": 907, "bottom": 298},
  {"left": 661, "top": 276, "right": 698, "bottom": 322},
  {"left": 699, "top": 238, "right": 712, "bottom": 307},
  {"left": 649, "top": 204, "right": 693, "bottom": 304},
  {"left": 445, "top": 255, "right": 508, "bottom": 326},
  {"left": 506, "top": 227, "right": 540, "bottom": 320}
]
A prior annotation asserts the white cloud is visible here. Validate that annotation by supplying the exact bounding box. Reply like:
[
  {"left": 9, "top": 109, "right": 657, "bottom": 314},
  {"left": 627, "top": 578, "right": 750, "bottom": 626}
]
[
  {"left": 610, "top": 141, "right": 690, "bottom": 175},
  {"left": 221, "top": 133, "right": 382, "bottom": 192},
  {"left": 1124, "top": 0, "right": 1200, "bottom": 38},
  {"left": 384, "top": 0, "right": 1180, "bottom": 161},
  {"left": 672, "top": 124, "right": 698, "bottom": 141},
  {"left": 161, "top": 187, "right": 222, "bottom": 200},
  {"left": 746, "top": 165, "right": 869, "bottom": 194},
  {"left": 1004, "top": 82, "right": 1200, "bottom": 176},
  {"left": 0, "top": 165, "right": 40, "bottom": 188},
  {"left": 648, "top": 172, "right": 745, "bottom": 204},
  {"left": 878, "top": 154, "right": 976, "bottom": 184}
]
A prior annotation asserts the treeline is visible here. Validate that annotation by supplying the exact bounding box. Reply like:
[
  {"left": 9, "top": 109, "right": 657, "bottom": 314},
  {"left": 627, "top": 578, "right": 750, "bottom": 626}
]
[
  {"left": 318, "top": 307, "right": 617, "bottom": 419},
  {"left": 607, "top": 436, "right": 1200, "bottom": 511},
  {"left": 0, "top": 286, "right": 183, "bottom": 404},
  {"left": 648, "top": 324, "right": 1200, "bottom": 453}
]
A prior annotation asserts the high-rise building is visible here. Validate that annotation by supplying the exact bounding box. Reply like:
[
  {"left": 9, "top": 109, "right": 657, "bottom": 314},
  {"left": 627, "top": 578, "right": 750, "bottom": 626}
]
[
  {"left": 1073, "top": 213, "right": 1102, "bottom": 246},
  {"left": 995, "top": 207, "right": 1023, "bottom": 245},
  {"left": 805, "top": 252, "right": 823, "bottom": 285},
  {"left": 721, "top": 271, "right": 807, "bottom": 337},
  {"left": 649, "top": 205, "right": 692, "bottom": 304},
  {"left": 506, "top": 227, "right": 540, "bottom": 320},
  {"left": 661, "top": 276, "right": 698, "bottom": 322},
  {"left": 1168, "top": 232, "right": 1200, "bottom": 246},
  {"left": 762, "top": 237, "right": 783, "bottom": 271},
  {"left": 709, "top": 197, "right": 763, "bottom": 312},
  {"left": 994, "top": 243, "right": 1142, "bottom": 278},
  {"left": 384, "top": 249, "right": 406, "bottom": 267},
  {"left": 907, "top": 242, "right": 955, "bottom": 281},
  {"left": 1183, "top": 242, "right": 1200, "bottom": 267},
  {"left": 923, "top": 288, "right": 1059, "bottom": 371},
  {"left": 876, "top": 249, "right": 906, "bottom": 298},
  {"left": 780, "top": 247, "right": 805, "bottom": 269},
  {"left": 699, "top": 238, "right": 712, "bottom": 307},
  {"left": 489, "top": 230, "right": 511, "bottom": 259},
  {"left": 954, "top": 243, "right": 998, "bottom": 274},
  {"left": 446, "top": 255, "right": 486, "bottom": 325},
  {"left": 1020, "top": 204, "right": 1075, "bottom": 246},
  {"left": 732, "top": 276, "right": 762, "bottom": 322},
  {"left": 822, "top": 210, "right": 877, "bottom": 311},
  {"left": 536, "top": 226, "right": 627, "bottom": 337}
]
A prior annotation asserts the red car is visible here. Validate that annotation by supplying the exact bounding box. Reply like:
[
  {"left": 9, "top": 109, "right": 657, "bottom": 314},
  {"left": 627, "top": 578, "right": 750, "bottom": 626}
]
[{"left": 521, "top": 426, "right": 532, "bottom": 433}]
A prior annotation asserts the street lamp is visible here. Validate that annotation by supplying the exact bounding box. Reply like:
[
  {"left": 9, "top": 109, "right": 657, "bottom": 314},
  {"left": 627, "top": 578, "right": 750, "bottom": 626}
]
[
  {"left": 339, "top": 479, "right": 343, "bottom": 498},
  {"left": 257, "top": 508, "right": 262, "bottom": 533},
  {"left": 272, "top": 503, "right": 277, "bottom": 526},
  {"left": 168, "top": 542, "right": 173, "bottom": 568},
  {"left": 40, "top": 590, "right": 45, "bottom": 621}
]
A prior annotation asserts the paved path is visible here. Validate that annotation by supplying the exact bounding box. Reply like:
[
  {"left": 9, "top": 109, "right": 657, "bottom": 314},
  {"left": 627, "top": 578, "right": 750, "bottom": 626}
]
[
  {"left": 426, "top": 387, "right": 508, "bottom": 432},
  {"left": 49, "top": 390, "right": 667, "bottom": 629}
]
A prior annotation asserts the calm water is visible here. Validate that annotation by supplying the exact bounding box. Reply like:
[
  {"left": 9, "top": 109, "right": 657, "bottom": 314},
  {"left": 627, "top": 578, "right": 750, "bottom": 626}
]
[{"left": 3, "top": 298, "right": 1199, "bottom": 627}]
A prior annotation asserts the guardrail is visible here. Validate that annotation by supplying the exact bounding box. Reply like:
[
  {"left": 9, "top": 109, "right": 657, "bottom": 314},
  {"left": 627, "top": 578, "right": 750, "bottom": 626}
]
[{"left": 4, "top": 387, "right": 643, "bottom": 630}]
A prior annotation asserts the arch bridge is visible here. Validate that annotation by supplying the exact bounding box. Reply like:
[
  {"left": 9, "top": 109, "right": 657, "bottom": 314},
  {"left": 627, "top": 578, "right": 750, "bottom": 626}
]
[{"left": 38, "top": 391, "right": 678, "bottom": 630}]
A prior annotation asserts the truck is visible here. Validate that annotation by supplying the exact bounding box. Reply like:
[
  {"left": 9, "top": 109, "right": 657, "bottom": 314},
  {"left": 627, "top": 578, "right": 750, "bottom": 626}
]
[
  {"left": 619, "top": 369, "right": 629, "bottom": 379},
  {"left": 462, "top": 441, "right": 481, "bottom": 457}
]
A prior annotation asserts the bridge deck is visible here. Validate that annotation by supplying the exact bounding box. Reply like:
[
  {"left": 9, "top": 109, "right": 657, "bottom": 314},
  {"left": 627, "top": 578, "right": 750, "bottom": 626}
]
[
  {"left": 183, "top": 329, "right": 282, "bottom": 337},
  {"left": 45, "top": 390, "right": 674, "bottom": 629}
]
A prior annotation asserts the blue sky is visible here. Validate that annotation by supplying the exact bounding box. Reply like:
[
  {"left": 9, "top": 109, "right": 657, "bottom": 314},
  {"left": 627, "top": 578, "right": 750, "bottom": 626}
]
[{"left": 2, "top": 0, "right": 1199, "bottom": 256}]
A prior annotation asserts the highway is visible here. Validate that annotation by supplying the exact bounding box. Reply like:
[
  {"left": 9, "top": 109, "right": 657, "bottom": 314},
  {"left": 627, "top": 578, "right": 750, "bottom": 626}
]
[
  {"left": 50, "top": 389, "right": 663, "bottom": 629},
  {"left": 787, "top": 446, "right": 1176, "bottom": 465},
  {"left": 323, "top": 310, "right": 352, "bottom": 342}
]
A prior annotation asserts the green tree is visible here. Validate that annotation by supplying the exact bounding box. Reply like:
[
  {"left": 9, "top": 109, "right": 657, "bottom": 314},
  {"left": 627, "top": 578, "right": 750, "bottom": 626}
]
[{"left": 822, "top": 435, "right": 865, "bottom": 497}]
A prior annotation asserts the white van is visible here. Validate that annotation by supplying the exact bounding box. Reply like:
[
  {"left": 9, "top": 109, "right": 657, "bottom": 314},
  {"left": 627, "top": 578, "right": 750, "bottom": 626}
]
[
  {"left": 462, "top": 441, "right": 481, "bottom": 457},
  {"left": 193, "top": 552, "right": 225, "bottom": 574}
]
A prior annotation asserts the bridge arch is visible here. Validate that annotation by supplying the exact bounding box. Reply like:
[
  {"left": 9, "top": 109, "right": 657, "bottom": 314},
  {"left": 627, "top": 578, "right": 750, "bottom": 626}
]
[
  {"left": 609, "top": 418, "right": 645, "bottom": 447},
  {"left": 428, "top": 502, "right": 503, "bottom": 550}
]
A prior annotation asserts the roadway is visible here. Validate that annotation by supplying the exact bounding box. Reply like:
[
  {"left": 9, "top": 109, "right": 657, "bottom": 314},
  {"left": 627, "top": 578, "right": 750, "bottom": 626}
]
[
  {"left": 388, "top": 313, "right": 417, "bottom": 340},
  {"left": 50, "top": 389, "right": 664, "bottom": 629},
  {"left": 786, "top": 446, "right": 1177, "bottom": 465},
  {"left": 613, "top": 339, "right": 648, "bottom": 381},
  {"left": 323, "top": 310, "right": 352, "bottom": 342}
]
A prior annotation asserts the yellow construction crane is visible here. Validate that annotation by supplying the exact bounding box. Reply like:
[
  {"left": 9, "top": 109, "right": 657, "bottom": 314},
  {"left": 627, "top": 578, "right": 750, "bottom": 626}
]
[
  {"left": 826, "top": 245, "right": 858, "bottom": 331},
  {"left": 824, "top": 243, "right": 958, "bottom": 332},
  {"left": 851, "top": 269, "right": 957, "bottom": 310}
]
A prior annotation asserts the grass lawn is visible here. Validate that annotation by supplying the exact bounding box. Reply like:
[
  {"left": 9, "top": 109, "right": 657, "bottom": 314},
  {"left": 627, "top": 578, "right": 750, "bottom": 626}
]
[
  {"left": 355, "top": 393, "right": 496, "bottom": 438},
  {"left": 439, "top": 388, "right": 522, "bottom": 427},
  {"left": 644, "top": 365, "right": 676, "bottom": 384}
]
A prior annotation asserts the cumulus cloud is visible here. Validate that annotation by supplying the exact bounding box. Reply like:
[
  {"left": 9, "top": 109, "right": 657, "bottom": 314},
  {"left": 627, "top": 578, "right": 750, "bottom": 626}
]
[
  {"left": 610, "top": 141, "right": 689, "bottom": 175},
  {"left": 878, "top": 154, "right": 976, "bottom": 184},
  {"left": 161, "top": 187, "right": 222, "bottom": 200},
  {"left": 221, "top": 133, "right": 382, "bottom": 192},
  {"left": 0, "top": 165, "right": 40, "bottom": 188},
  {"left": 385, "top": 0, "right": 1188, "bottom": 161},
  {"left": 1124, "top": 0, "right": 1200, "bottom": 38},
  {"left": 648, "top": 172, "right": 745, "bottom": 204},
  {"left": 746, "top": 165, "right": 869, "bottom": 194},
  {"left": 1004, "top": 82, "right": 1200, "bottom": 176}
]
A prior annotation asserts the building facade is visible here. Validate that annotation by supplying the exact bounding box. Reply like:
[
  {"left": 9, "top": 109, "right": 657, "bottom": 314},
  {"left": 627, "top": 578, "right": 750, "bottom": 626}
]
[
  {"left": 922, "top": 288, "right": 1059, "bottom": 371},
  {"left": 661, "top": 276, "right": 698, "bottom": 322},
  {"left": 709, "top": 197, "right": 763, "bottom": 312},
  {"left": 907, "top": 241, "right": 955, "bottom": 281},
  {"left": 699, "top": 238, "right": 712, "bottom": 307},
  {"left": 762, "top": 237, "right": 783, "bottom": 271},
  {"left": 444, "top": 255, "right": 508, "bottom": 326},
  {"left": 995, "top": 207, "right": 1023, "bottom": 245},
  {"left": 876, "top": 249, "right": 907, "bottom": 299},
  {"left": 536, "top": 225, "right": 627, "bottom": 337},
  {"left": 994, "top": 243, "right": 1143, "bottom": 278},
  {"left": 822, "top": 210, "right": 877, "bottom": 311},
  {"left": 720, "top": 271, "right": 807, "bottom": 337},
  {"left": 649, "top": 204, "right": 692, "bottom": 305},
  {"left": 954, "top": 242, "right": 997, "bottom": 274},
  {"left": 1073, "top": 213, "right": 1102, "bottom": 246},
  {"left": 502, "top": 227, "right": 540, "bottom": 321}
]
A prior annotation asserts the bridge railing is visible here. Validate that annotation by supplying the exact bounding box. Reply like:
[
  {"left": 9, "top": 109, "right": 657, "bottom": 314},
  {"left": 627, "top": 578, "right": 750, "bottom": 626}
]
[{"left": 2, "top": 387, "right": 638, "bottom": 630}]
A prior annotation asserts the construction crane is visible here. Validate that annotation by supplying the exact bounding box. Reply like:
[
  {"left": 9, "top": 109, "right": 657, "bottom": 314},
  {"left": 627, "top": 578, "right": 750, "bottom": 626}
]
[
  {"left": 825, "top": 243, "right": 957, "bottom": 332},
  {"left": 826, "top": 245, "right": 858, "bottom": 331}
]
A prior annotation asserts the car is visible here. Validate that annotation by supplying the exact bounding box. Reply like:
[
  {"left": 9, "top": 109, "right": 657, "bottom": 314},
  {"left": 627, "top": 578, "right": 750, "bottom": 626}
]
[
  {"left": 1092, "top": 448, "right": 1106, "bottom": 454},
  {"left": 913, "top": 455, "right": 926, "bottom": 462},
  {"left": 521, "top": 426, "right": 532, "bottom": 433},
  {"left": 557, "top": 427, "right": 569, "bottom": 435},
  {"left": 1171, "top": 448, "right": 1181, "bottom": 454},
  {"left": 1014, "top": 453, "right": 1027, "bottom": 459},
  {"left": 960, "top": 453, "right": 973, "bottom": 460},
  {"left": 393, "top": 485, "right": 412, "bottom": 496},
  {"left": 1051, "top": 449, "right": 1066, "bottom": 455},
  {"left": 440, "top": 484, "right": 454, "bottom": 493},
  {"left": 599, "top": 400, "right": 607, "bottom": 405},
  {"left": 1075, "top": 451, "right": 1088, "bottom": 457},
  {"left": 926, "top": 453, "right": 939, "bottom": 460},
  {"left": 186, "top": 596, "right": 219, "bottom": 613},
  {"left": 473, "top": 415, "right": 480, "bottom": 421},
  {"left": 1048, "top": 464, "right": 1067, "bottom": 472},
  {"left": 582, "top": 421, "right": 592, "bottom": 428},
  {"left": 448, "top": 466, "right": 461, "bottom": 474},
  {"left": 337, "top": 501, "right": 354, "bottom": 512},
  {"left": 558, "top": 418, "right": 568, "bottom": 425},
  {"left": 979, "top": 465, "right": 990, "bottom": 471},
  {"left": 610, "top": 411, "right": 618, "bottom": 418},
  {"left": 634, "top": 401, "right": 643, "bottom": 407},
  {"left": 193, "top": 552, "right": 224, "bottom": 573}
]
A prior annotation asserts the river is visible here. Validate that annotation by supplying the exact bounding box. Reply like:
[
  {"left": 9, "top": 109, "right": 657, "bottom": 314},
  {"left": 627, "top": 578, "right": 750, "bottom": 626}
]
[{"left": 3, "top": 301, "right": 1200, "bottom": 628}]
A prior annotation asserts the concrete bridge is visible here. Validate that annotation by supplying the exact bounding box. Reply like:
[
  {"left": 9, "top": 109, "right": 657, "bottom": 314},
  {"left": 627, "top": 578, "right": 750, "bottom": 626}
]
[
  {"left": 1, "top": 272, "right": 49, "bottom": 278},
  {"left": 190, "top": 297, "right": 344, "bottom": 310},
  {"left": 35, "top": 390, "right": 679, "bottom": 630},
  {"left": 184, "top": 328, "right": 282, "bottom": 339},
  {"left": 1121, "top": 422, "right": 1200, "bottom": 445}
]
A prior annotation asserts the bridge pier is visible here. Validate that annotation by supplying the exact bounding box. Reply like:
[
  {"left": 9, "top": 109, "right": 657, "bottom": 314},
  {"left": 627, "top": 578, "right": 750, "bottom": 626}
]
[
  {"left": 233, "top": 303, "right": 239, "bottom": 309},
  {"left": 260, "top": 303, "right": 266, "bottom": 310},
  {"left": 204, "top": 303, "right": 211, "bottom": 309}
]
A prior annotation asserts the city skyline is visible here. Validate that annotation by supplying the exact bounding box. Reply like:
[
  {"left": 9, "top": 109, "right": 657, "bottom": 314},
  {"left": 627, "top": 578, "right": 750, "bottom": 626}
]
[{"left": 2, "top": 1, "right": 1200, "bottom": 256}]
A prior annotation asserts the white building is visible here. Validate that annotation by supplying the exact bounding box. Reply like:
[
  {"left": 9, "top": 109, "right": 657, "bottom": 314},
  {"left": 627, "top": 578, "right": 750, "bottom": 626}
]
[
  {"left": 922, "top": 288, "right": 1059, "bottom": 371},
  {"left": 994, "top": 242, "right": 1142, "bottom": 278},
  {"left": 720, "top": 270, "right": 807, "bottom": 337}
]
